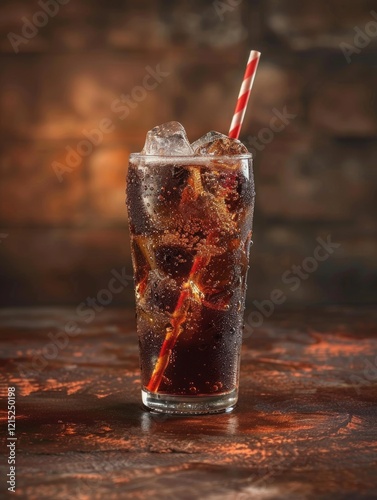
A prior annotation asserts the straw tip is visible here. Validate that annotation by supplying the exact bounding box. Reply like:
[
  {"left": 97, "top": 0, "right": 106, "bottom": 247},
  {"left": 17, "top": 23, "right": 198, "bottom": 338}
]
[{"left": 249, "top": 50, "right": 261, "bottom": 59}]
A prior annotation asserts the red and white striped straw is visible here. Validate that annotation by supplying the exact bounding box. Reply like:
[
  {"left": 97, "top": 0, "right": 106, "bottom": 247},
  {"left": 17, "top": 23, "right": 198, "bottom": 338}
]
[{"left": 229, "top": 50, "right": 261, "bottom": 139}]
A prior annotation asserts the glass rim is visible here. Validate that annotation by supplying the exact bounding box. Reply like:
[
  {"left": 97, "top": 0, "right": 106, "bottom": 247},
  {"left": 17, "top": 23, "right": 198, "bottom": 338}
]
[{"left": 129, "top": 152, "right": 253, "bottom": 161}]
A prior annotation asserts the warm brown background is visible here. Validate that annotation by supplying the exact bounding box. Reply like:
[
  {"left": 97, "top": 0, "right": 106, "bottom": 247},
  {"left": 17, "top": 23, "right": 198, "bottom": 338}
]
[{"left": 0, "top": 0, "right": 376, "bottom": 307}]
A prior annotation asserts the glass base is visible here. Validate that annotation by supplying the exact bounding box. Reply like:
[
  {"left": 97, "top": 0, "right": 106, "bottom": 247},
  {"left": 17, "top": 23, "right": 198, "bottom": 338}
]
[{"left": 141, "top": 388, "right": 238, "bottom": 415}]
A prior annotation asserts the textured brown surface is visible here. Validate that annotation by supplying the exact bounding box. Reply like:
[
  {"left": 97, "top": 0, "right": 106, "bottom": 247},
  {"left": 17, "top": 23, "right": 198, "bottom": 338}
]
[{"left": 1, "top": 306, "right": 377, "bottom": 499}]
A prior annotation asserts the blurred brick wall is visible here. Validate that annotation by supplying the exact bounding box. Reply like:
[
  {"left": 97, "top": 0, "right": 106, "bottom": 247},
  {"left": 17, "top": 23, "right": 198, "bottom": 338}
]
[{"left": 0, "top": 0, "right": 376, "bottom": 306}]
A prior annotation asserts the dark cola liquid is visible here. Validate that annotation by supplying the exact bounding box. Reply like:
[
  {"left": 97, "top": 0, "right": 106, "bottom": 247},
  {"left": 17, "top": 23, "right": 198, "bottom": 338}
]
[{"left": 126, "top": 156, "right": 255, "bottom": 396}]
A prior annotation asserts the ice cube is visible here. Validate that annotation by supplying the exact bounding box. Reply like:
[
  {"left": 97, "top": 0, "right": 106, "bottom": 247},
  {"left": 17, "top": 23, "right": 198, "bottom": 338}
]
[
  {"left": 192, "top": 130, "right": 248, "bottom": 155},
  {"left": 142, "top": 121, "right": 194, "bottom": 156},
  {"left": 144, "top": 270, "right": 181, "bottom": 314},
  {"left": 191, "top": 131, "right": 225, "bottom": 153},
  {"left": 155, "top": 244, "right": 194, "bottom": 281},
  {"left": 131, "top": 237, "right": 151, "bottom": 297}
]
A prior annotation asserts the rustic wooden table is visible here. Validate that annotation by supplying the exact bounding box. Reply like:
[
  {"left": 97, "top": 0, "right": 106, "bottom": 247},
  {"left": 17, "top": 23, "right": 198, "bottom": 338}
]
[{"left": 1, "top": 307, "right": 377, "bottom": 499}]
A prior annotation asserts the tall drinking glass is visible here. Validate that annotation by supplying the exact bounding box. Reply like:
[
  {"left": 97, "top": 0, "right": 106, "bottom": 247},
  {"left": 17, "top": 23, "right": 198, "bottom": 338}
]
[{"left": 126, "top": 153, "right": 255, "bottom": 414}]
